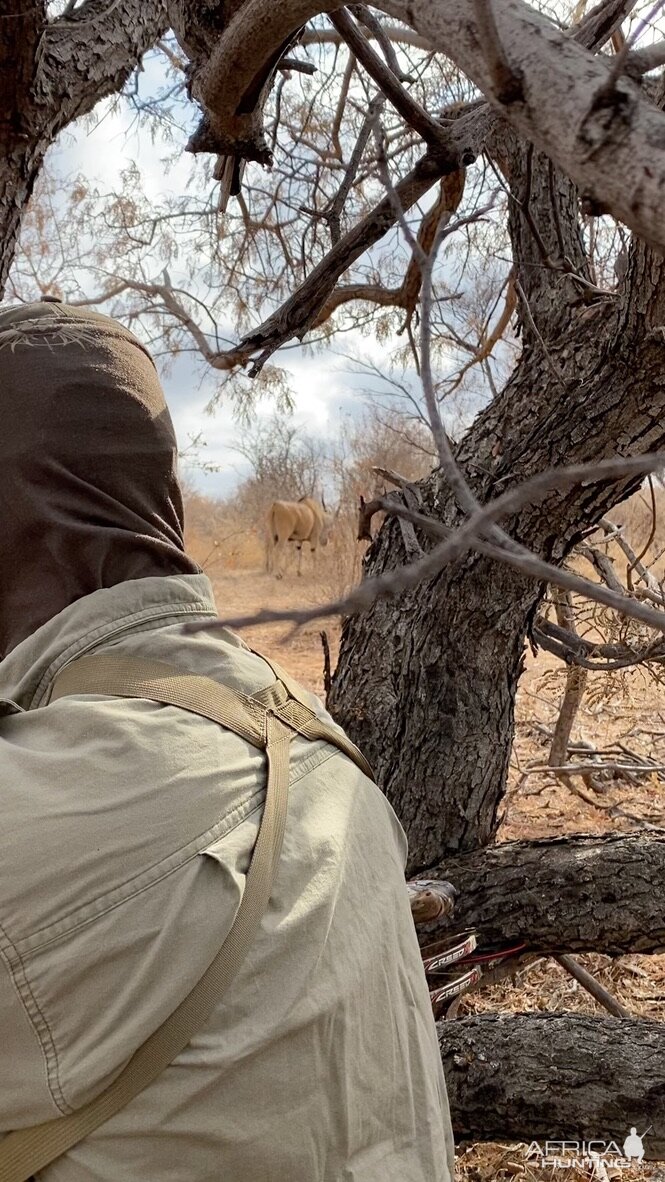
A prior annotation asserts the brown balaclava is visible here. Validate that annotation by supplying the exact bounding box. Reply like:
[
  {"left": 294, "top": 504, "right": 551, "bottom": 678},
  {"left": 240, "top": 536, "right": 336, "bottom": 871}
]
[{"left": 0, "top": 300, "right": 199, "bottom": 658}]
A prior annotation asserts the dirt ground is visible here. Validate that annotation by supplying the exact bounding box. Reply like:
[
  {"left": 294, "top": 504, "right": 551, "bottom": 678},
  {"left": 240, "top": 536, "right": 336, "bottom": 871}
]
[
  {"left": 208, "top": 564, "right": 665, "bottom": 1182},
  {"left": 208, "top": 568, "right": 338, "bottom": 698}
]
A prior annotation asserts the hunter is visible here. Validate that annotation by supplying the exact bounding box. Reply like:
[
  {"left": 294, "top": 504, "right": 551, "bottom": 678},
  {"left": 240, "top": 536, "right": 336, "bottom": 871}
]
[{"left": 0, "top": 301, "right": 453, "bottom": 1182}]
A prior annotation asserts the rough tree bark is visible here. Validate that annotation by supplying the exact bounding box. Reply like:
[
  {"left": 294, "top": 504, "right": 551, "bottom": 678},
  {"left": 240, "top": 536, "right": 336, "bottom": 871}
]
[
  {"left": 0, "top": 0, "right": 168, "bottom": 294},
  {"left": 330, "top": 129, "right": 665, "bottom": 871},
  {"left": 442, "top": 1014, "right": 665, "bottom": 1158},
  {"left": 419, "top": 833, "right": 665, "bottom": 954}
]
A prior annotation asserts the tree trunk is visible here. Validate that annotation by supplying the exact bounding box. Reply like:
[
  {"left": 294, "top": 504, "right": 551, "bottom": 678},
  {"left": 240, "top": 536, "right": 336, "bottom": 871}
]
[
  {"left": 418, "top": 833, "right": 665, "bottom": 954},
  {"left": 441, "top": 1014, "right": 665, "bottom": 1159},
  {"left": 329, "top": 134, "right": 665, "bottom": 873},
  {"left": 0, "top": 1, "right": 46, "bottom": 293}
]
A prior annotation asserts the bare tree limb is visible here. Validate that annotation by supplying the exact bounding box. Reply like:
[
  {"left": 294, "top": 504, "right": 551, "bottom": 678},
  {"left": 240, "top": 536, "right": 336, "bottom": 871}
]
[
  {"left": 77, "top": 152, "right": 471, "bottom": 370},
  {"left": 601, "top": 516, "right": 665, "bottom": 599},
  {"left": 626, "top": 38, "right": 665, "bottom": 75},
  {"left": 533, "top": 616, "right": 665, "bottom": 671},
  {"left": 311, "top": 170, "right": 467, "bottom": 330},
  {"left": 348, "top": 5, "right": 410, "bottom": 79},
  {"left": 329, "top": 8, "right": 460, "bottom": 160},
  {"left": 301, "top": 24, "right": 434, "bottom": 52},
  {"left": 192, "top": 0, "right": 665, "bottom": 250},
  {"left": 553, "top": 954, "right": 630, "bottom": 1018},
  {"left": 578, "top": 542, "right": 625, "bottom": 593}
]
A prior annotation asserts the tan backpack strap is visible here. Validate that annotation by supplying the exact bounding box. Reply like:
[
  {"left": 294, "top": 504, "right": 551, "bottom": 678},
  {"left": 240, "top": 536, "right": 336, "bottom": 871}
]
[
  {"left": 51, "top": 652, "right": 373, "bottom": 780},
  {"left": 0, "top": 658, "right": 292, "bottom": 1182},
  {"left": 49, "top": 653, "right": 267, "bottom": 746},
  {"left": 248, "top": 647, "right": 375, "bottom": 782},
  {"left": 276, "top": 697, "right": 374, "bottom": 782}
]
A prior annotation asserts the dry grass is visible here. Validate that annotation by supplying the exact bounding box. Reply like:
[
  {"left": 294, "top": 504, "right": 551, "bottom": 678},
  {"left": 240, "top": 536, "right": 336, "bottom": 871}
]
[{"left": 185, "top": 487, "right": 665, "bottom": 1179}]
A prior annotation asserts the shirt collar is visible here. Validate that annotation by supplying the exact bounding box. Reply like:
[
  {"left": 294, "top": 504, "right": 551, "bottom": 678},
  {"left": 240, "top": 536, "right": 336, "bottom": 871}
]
[{"left": 0, "top": 574, "right": 217, "bottom": 711}]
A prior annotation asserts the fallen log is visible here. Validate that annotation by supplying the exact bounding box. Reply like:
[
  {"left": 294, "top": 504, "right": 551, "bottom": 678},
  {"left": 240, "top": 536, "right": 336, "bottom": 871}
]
[
  {"left": 441, "top": 1013, "right": 665, "bottom": 1160},
  {"left": 419, "top": 832, "right": 665, "bottom": 954}
]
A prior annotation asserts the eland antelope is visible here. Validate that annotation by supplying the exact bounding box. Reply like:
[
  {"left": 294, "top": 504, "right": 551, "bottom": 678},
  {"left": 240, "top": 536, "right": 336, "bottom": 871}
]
[{"left": 266, "top": 496, "right": 333, "bottom": 578}]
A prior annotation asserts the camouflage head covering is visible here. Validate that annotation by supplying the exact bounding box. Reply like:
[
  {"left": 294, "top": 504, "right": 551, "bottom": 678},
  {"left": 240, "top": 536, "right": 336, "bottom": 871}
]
[{"left": 0, "top": 300, "right": 198, "bottom": 657}]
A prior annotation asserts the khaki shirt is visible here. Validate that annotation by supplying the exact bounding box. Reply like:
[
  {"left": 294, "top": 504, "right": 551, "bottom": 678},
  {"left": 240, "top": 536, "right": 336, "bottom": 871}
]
[{"left": 0, "top": 575, "right": 454, "bottom": 1181}]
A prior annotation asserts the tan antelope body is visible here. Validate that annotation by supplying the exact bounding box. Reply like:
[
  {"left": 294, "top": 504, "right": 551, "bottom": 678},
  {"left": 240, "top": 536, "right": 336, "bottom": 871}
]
[{"left": 267, "top": 496, "right": 332, "bottom": 577}]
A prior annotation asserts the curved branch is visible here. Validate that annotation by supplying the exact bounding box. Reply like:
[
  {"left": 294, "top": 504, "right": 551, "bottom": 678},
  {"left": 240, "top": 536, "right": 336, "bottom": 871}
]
[{"left": 311, "top": 281, "right": 405, "bottom": 325}]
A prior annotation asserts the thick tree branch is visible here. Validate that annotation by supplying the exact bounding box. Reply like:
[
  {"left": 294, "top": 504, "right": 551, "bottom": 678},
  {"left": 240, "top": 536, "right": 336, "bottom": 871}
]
[
  {"left": 422, "top": 832, "right": 665, "bottom": 954},
  {"left": 442, "top": 1013, "right": 665, "bottom": 1158},
  {"left": 41, "top": 0, "right": 168, "bottom": 124}
]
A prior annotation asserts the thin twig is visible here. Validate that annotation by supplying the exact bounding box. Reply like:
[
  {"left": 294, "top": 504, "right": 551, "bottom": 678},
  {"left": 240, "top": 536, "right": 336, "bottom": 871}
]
[
  {"left": 330, "top": 9, "right": 459, "bottom": 161},
  {"left": 554, "top": 954, "right": 630, "bottom": 1018},
  {"left": 527, "top": 762, "right": 665, "bottom": 774},
  {"left": 602, "top": 517, "right": 664, "bottom": 597},
  {"left": 514, "top": 278, "right": 567, "bottom": 388},
  {"left": 349, "top": 5, "right": 411, "bottom": 79}
]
